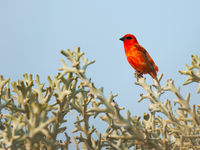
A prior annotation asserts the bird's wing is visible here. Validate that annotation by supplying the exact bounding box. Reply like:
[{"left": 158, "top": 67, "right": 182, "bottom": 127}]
[{"left": 135, "top": 44, "right": 158, "bottom": 72}]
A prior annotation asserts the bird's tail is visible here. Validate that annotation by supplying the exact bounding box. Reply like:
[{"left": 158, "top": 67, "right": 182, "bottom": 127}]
[
  {"left": 149, "top": 71, "right": 157, "bottom": 80},
  {"left": 149, "top": 71, "right": 161, "bottom": 91}
]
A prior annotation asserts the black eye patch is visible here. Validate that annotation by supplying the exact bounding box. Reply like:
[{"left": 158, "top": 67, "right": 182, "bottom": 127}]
[{"left": 126, "top": 37, "right": 132, "bottom": 40}]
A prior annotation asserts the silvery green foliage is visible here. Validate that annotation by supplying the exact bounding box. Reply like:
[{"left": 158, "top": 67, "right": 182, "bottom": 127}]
[{"left": 0, "top": 48, "right": 199, "bottom": 150}]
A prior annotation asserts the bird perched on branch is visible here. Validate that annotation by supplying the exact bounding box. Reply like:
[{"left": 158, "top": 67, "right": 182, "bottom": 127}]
[{"left": 120, "top": 34, "right": 158, "bottom": 80}]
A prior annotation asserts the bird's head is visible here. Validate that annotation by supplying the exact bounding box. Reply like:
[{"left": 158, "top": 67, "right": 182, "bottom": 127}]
[{"left": 119, "top": 34, "right": 138, "bottom": 45}]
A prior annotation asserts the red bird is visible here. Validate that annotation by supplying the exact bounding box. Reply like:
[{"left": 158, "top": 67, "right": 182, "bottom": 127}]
[{"left": 120, "top": 34, "right": 158, "bottom": 80}]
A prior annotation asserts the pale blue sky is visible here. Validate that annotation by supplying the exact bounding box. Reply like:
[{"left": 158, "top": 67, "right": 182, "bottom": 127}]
[{"left": 1, "top": 0, "right": 200, "bottom": 146}]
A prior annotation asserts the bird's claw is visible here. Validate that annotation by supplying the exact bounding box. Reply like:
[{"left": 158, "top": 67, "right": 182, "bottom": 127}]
[{"left": 135, "top": 71, "right": 143, "bottom": 81}]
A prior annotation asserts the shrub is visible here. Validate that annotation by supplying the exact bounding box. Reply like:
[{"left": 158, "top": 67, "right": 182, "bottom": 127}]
[{"left": 0, "top": 47, "right": 199, "bottom": 150}]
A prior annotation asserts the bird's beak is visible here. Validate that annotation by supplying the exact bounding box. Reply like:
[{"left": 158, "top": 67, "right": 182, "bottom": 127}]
[{"left": 119, "top": 37, "right": 125, "bottom": 41}]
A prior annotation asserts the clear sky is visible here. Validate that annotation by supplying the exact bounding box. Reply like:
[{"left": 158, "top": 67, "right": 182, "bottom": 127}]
[{"left": 1, "top": 0, "right": 200, "bottom": 146}]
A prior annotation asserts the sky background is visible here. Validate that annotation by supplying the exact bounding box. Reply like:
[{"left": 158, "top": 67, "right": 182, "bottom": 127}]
[{"left": 1, "top": 0, "right": 200, "bottom": 148}]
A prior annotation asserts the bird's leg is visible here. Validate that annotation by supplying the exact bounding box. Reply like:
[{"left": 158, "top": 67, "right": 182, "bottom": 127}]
[{"left": 135, "top": 71, "right": 143, "bottom": 81}]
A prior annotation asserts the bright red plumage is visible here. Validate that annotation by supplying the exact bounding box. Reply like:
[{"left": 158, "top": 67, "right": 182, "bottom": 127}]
[{"left": 120, "top": 34, "right": 158, "bottom": 79}]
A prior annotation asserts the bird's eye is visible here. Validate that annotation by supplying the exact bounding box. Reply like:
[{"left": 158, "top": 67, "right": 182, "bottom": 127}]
[{"left": 126, "top": 37, "right": 132, "bottom": 40}]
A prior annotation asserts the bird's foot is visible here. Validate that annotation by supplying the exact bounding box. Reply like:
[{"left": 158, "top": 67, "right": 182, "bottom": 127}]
[{"left": 135, "top": 71, "right": 143, "bottom": 81}]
